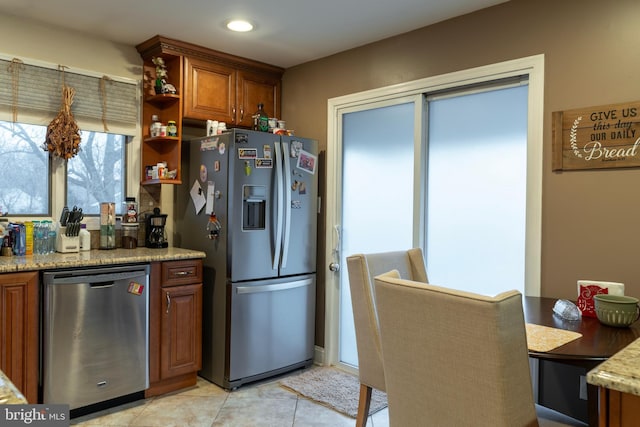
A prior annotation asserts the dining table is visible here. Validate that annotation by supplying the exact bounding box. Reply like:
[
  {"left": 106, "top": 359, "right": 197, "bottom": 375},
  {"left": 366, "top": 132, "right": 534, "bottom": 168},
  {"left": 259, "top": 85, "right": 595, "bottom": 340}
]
[{"left": 523, "top": 296, "right": 640, "bottom": 427}]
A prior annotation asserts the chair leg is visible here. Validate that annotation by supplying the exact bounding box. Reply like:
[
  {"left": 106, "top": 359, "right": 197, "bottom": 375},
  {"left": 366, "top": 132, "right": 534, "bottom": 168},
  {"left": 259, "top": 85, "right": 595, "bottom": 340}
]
[{"left": 356, "top": 383, "right": 373, "bottom": 427}]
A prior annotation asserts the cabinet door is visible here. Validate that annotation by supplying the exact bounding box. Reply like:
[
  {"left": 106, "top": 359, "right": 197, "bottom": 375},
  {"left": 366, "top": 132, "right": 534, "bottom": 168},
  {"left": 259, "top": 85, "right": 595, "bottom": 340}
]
[
  {"left": 605, "top": 389, "right": 640, "bottom": 427},
  {"left": 161, "top": 283, "right": 202, "bottom": 379},
  {"left": 0, "top": 271, "right": 38, "bottom": 403},
  {"left": 237, "top": 70, "right": 281, "bottom": 128},
  {"left": 184, "top": 57, "right": 236, "bottom": 123}
]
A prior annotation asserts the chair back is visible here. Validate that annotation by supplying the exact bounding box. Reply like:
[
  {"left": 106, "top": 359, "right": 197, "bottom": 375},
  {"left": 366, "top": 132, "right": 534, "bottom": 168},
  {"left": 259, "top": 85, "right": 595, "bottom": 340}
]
[
  {"left": 374, "top": 272, "right": 539, "bottom": 427},
  {"left": 346, "top": 248, "right": 428, "bottom": 391}
]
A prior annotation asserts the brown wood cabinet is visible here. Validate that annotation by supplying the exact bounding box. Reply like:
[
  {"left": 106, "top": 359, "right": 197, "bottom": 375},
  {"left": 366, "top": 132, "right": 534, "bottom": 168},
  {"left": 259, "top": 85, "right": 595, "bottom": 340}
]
[
  {"left": 0, "top": 271, "right": 38, "bottom": 403},
  {"left": 599, "top": 387, "right": 640, "bottom": 427},
  {"left": 184, "top": 56, "right": 281, "bottom": 127},
  {"left": 137, "top": 36, "right": 283, "bottom": 186},
  {"left": 146, "top": 259, "right": 203, "bottom": 397}
]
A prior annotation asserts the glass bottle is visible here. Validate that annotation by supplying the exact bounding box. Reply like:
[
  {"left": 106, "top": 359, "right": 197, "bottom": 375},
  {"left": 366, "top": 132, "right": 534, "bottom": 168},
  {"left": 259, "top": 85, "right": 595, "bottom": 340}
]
[{"left": 253, "top": 103, "right": 269, "bottom": 132}]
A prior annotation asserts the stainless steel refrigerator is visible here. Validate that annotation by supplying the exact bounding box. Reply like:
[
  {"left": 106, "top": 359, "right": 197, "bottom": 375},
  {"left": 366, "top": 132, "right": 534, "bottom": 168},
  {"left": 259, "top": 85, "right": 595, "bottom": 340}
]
[{"left": 175, "top": 129, "right": 317, "bottom": 389}]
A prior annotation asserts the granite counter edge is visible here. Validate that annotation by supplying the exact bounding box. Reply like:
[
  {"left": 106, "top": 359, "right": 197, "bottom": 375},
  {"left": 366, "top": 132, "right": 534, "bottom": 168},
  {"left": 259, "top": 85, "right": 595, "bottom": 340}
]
[
  {"left": 587, "top": 337, "right": 640, "bottom": 396},
  {"left": 0, "top": 247, "right": 206, "bottom": 273}
]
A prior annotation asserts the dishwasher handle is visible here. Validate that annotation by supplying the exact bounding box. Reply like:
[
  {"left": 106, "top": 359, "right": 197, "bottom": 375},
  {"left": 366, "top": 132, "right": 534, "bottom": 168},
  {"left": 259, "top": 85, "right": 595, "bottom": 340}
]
[
  {"left": 90, "top": 281, "right": 114, "bottom": 289},
  {"left": 45, "top": 269, "right": 148, "bottom": 285}
]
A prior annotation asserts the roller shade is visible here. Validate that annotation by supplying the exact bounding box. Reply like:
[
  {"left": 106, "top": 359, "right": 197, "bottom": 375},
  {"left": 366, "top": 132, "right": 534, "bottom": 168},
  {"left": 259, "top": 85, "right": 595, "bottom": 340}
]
[{"left": 0, "top": 58, "right": 138, "bottom": 135}]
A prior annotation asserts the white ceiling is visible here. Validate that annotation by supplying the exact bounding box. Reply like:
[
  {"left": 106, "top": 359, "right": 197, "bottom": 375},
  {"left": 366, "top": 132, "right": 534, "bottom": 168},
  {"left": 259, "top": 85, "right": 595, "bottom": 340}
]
[{"left": 0, "top": 0, "right": 507, "bottom": 68}]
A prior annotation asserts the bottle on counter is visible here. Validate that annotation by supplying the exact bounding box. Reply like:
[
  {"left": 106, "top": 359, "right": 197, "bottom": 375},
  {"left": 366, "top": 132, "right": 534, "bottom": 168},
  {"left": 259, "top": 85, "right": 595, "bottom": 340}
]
[
  {"left": 123, "top": 197, "right": 138, "bottom": 223},
  {"left": 25, "top": 221, "right": 34, "bottom": 255},
  {"left": 40, "top": 221, "right": 49, "bottom": 254},
  {"left": 47, "top": 221, "right": 56, "bottom": 254},
  {"left": 253, "top": 103, "right": 269, "bottom": 132},
  {"left": 79, "top": 224, "right": 91, "bottom": 251}
]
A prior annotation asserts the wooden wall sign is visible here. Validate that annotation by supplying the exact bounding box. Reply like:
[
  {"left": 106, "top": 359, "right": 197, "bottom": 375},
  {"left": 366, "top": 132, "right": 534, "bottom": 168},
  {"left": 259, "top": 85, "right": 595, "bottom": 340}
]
[{"left": 552, "top": 101, "right": 640, "bottom": 171}]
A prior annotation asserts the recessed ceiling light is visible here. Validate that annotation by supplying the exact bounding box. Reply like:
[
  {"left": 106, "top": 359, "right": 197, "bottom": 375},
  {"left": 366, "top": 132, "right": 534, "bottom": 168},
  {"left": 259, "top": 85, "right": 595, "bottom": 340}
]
[{"left": 226, "top": 20, "right": 254, "bottom": 32}]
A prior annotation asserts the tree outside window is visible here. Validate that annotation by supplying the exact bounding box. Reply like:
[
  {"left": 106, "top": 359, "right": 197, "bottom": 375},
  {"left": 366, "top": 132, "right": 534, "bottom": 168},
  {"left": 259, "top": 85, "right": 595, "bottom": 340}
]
[{"left": 0, "top": 120, "right": 125, "bottom": 216}]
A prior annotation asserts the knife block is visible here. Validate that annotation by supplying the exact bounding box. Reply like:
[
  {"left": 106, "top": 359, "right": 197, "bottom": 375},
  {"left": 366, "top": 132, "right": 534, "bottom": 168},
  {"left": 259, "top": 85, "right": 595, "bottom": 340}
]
[{"left": 55, "top": 226, "right": 79, "bottom": 253}]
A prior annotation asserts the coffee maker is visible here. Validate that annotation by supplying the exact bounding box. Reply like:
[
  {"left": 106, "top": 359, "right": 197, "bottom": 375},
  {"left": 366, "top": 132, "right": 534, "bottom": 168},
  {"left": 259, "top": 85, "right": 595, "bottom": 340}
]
[{"left": 145, "top": 208, "right": 168, "bottom": 248}]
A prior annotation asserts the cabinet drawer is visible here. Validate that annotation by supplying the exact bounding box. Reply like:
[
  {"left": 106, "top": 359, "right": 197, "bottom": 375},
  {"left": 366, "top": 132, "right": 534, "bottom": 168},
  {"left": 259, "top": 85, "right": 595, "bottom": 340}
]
[{"left": 161, "top": 259, "right": 203, "bottom": 287}]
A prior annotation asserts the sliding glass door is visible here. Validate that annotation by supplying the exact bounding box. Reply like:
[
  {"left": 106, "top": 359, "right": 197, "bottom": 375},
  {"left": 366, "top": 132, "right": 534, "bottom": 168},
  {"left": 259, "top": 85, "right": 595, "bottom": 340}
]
[
  {"left": 338, "top": 101, "right": 417, "bottom": 366},
  {"left": 325, "top": 55, "right": 544, "bottom": 370},
  {"left": 425, "top": 83, "right": 529, "bottom": 296}
]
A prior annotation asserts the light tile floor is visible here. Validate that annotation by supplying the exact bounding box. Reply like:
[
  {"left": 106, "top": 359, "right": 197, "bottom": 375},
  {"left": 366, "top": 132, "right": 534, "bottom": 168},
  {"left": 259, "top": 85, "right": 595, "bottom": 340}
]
[{"left": 71, "top": 371, "right": 390, "bottom": 427}]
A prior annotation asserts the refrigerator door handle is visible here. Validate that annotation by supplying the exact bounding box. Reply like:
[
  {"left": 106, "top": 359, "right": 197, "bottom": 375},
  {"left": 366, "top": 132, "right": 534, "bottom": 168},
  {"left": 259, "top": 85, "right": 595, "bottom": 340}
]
[
  {"left": 235, "top": 278, "right": 313, "bottom": 295},
  {"left": 273, "top": 142, "right": 284, "bottom": 270},
  {"left": 281, "top": 142, "right": 292, "bottom": 269}
]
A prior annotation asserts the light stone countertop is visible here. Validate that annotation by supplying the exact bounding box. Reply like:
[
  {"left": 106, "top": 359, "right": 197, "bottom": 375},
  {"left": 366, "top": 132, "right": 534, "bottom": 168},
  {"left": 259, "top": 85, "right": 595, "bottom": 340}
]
[
  {"left": 0, "top": 246, "right": 205, "bottom": 403},
  {"left": 0, "top": 370, "right": 27, "bottom": 404},
  {"left": 587, "top": 337, "right": 640, "bottom": 396},
  {"left": 0, "top": 247, "right": 206, "bottom": 273}
]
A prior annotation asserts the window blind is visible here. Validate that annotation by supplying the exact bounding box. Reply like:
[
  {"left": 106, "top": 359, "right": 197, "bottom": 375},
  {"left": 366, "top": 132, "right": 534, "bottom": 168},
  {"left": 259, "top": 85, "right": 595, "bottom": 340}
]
[{"left": 0, "top": 58, "right": 139, "bottom": 135}]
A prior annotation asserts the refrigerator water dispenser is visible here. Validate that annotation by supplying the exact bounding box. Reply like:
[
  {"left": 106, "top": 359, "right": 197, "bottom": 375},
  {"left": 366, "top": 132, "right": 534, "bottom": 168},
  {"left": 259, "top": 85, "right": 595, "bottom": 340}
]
[{"left": 243, "top": 185, "right": 266, "bottom": 230}]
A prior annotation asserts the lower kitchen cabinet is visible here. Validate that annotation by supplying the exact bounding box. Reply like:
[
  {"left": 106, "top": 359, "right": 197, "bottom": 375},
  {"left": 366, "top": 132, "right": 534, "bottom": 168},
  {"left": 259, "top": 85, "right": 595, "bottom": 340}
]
[
  {"left": 146, "top": 259, "right": 203, "bottom": 397},
  {"left": 0, "top": 271, "right": 38, "bottom": 403},
  {"left": 599, "top": 387, "right": 640, "bottom": 427}
]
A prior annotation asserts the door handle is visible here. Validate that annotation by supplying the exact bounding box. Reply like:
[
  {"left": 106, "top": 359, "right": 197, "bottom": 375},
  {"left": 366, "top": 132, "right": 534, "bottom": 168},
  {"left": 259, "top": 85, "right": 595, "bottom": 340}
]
[
  {"left": 329, "top": 262, "right": 340, "bottom": 272},
  {"left": 166, "top": 291, "right": 171, "bottom": 314}
]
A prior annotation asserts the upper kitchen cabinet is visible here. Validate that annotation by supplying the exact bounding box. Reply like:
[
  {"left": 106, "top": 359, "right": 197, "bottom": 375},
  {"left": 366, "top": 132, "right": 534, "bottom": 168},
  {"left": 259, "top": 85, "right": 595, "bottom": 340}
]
[
  {"left": 235, "top": 70, "right": 281, "bottom": 128},
  {"left": 183, "top": 57, "right": 236, "bottom": 123},
  {"left": 137, "top": 35, "right": 283, "bottom": 184},
  {"left": 183, "top": 51, "right": 282, "bottom": 126}
]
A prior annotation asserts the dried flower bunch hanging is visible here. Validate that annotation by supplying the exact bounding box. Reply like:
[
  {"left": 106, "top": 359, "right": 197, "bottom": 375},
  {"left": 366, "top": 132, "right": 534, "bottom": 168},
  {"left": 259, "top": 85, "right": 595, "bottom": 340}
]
[{"left": 43, "top": 65, "right": 81, "bottom": 159}]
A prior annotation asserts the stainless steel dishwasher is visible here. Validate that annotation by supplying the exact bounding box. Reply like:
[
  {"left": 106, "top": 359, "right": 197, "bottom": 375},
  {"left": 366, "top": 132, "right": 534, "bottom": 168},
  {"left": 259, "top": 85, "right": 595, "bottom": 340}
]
[{"left": 42, "top": 264, "right": 150, "bottom": 410}]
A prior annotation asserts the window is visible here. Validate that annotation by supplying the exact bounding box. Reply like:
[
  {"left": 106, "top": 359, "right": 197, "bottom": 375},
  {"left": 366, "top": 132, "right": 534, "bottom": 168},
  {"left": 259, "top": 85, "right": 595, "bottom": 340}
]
[
  {"left": 67, "top": 132, "right": 126, "bottom": 215},
  {"left": 0, "top": 56, "right": 138, "bottom": 219},
  {"left": 0, "top": 121, "right": 49, "bottom": 215},
  {"left": 0, "top": 121, "right": 127, "bottom": 216}
]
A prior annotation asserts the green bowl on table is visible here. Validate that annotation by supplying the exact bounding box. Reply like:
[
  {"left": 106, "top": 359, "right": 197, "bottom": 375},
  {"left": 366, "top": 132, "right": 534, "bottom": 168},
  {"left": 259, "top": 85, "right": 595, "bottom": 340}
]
[{"left": 594, "top": 294, "right": 640, "bottom": 327}]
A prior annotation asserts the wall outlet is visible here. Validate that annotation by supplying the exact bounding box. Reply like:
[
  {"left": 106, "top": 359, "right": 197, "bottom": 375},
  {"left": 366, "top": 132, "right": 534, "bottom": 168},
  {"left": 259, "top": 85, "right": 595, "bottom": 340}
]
[{"left": 579, "top": 375, "right": 587, "bottom": 400}]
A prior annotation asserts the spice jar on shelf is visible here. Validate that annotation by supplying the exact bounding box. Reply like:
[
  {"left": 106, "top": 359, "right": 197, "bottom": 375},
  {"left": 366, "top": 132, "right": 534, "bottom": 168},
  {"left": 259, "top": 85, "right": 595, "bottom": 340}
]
[{"left": 167, "top": 120, "right": 177, "bottom": 137}]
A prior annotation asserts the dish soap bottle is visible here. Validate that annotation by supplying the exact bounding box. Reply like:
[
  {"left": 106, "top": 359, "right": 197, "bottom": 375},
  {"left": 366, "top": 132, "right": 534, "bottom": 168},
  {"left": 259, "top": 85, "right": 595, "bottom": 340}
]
[{"left": 253, "top": 103, "right": 269, "bottom": 132}]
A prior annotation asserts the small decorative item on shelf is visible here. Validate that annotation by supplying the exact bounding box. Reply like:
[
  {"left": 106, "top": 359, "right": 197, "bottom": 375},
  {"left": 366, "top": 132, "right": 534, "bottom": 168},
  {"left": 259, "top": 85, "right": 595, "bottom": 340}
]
[{"left": 152, "top": 56, "right": 168, "bottom": 95}]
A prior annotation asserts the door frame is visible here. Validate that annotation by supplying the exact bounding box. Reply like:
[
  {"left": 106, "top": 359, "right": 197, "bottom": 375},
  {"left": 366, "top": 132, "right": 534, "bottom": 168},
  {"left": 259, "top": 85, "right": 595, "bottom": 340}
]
[{"left": 324, "top": 54, "right": 545, "bottom": 368}]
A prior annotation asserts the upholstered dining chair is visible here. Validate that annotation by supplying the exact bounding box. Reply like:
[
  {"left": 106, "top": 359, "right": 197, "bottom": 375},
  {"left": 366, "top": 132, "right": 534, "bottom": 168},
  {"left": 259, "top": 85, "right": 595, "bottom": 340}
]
[
  {"left": 345, "top": 249, "right": 428, "bottom": 427},
  {"left": 373, "top": 271, "right": 586, "bottom": 427}
]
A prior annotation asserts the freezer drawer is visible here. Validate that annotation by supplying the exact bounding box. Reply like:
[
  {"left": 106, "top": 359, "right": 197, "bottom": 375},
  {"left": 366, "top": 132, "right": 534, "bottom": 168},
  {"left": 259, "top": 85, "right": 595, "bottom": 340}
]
[
  {"left": 42, "top": 265, "right": 149, "bottom": 410},
  {"left": 228, "top": 275, "right": 315, "bottom": 383}
]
